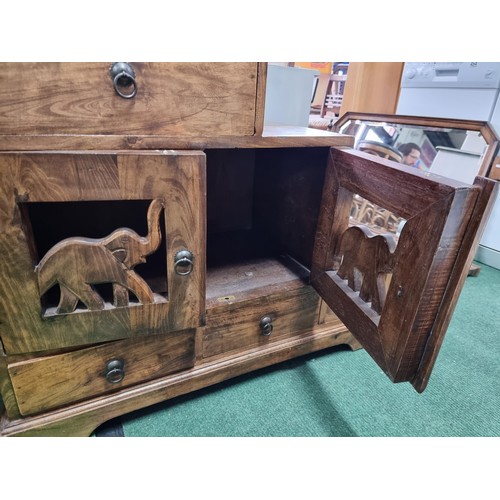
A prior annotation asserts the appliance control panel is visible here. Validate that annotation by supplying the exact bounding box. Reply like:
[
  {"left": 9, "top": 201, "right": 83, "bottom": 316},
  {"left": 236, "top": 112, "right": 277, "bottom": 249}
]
[{"left": 401, "top": 62, "right": 500, "bottom": 88}]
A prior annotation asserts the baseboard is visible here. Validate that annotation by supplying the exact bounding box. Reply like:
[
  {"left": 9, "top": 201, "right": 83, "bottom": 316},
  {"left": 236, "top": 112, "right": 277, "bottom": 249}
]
[{"left": 475, "top": 245, "right": 500, "bottom": 270}]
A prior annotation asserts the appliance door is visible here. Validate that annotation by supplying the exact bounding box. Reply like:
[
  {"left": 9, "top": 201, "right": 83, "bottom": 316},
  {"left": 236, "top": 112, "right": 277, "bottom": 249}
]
[{"left": 397, "top": 87, "right": 499, "bottom": 120}]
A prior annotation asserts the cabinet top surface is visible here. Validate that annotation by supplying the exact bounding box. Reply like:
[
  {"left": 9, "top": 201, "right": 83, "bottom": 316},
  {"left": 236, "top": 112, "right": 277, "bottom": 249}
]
[
  {"left": 0, "top": 126, "right": 354, "bottom": 151},
  {"left": 0, "top": 62, "right": 355, "bottom": 150}
]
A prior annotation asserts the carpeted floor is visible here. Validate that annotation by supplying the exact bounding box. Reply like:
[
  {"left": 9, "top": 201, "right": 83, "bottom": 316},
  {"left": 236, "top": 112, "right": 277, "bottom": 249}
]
[{"left": 115, "top": 261, "right": 500, "bottom": 437}]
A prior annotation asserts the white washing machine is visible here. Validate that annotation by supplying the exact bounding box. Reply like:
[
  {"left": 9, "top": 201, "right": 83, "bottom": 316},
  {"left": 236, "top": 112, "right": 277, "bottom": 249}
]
[{"left": 397, "top": 62, "right": 500, "bottom": 269}]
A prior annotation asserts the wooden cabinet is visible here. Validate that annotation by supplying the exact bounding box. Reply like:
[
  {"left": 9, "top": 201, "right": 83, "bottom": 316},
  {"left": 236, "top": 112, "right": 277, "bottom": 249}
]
[{"left": 0, "top": 63, "right": 496, "bottom": 436}]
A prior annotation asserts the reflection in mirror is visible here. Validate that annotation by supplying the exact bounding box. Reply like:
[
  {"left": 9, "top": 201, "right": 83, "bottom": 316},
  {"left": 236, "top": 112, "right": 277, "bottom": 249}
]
[
  {"left": 357, "top": 140, "right": 403, "bottom": 162},
  {"left": 334, "top": 113, "right": 499, "bottom": 184},
  {"left": 338, "top": 119, "right": 488, "bottom": 176}
]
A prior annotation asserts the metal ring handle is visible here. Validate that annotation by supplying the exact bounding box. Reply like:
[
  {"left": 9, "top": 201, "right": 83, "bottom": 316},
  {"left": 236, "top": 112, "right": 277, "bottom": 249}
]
[
  {"left": 109, "top": 62, "right": 138, "bottom": 99},
  {"left": 174, "top": 250, "right": 194, "bottom": 276},
  {"left": 260, "top": 316, "right": 273, "bottom": 336},
  {"left": 113, "top": 71, "right": 138, "bottom": 99},
  {"left": 104, "top": 359, "right": 125, "bottom": 384}
]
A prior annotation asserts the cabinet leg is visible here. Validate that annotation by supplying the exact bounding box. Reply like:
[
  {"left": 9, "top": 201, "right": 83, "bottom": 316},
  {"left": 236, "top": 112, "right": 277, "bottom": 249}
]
[
  {"left": 93, "top": 417, "right": 124, "bottom": 437},
  {"left": 346, "top": 336, "right": 363, "bottom": 351}
]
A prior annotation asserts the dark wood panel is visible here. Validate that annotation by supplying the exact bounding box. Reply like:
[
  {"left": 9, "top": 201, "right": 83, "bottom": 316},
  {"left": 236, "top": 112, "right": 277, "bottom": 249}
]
[
  {"left": 311, "top": 148, "right": 494, "bottom": 390},
  {"left": 206, "top": 149, "right": 256, "bottom": 235},
  {"left": 253, "top": 147, "right": 331, "bottom": 268},
  {"left": 411, "top": 176, "right": 499, "bottom": 391}
]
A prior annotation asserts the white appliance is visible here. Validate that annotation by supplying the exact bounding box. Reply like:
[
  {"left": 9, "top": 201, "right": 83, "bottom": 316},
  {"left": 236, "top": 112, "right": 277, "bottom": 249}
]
[
  {"left": 397, "top": 62, "right": 500, "bottom": 269},
  {"left": 263, "top": 64, "right": 319, "bottom": 127},
  {"left": 397, "top": 62, "right": 500, "bottom": 120}
]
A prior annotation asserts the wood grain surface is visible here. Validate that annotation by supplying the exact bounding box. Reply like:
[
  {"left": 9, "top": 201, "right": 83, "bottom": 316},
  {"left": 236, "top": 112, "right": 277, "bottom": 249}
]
[
  {"left": 8, "top": 329, "right": 196, "bottom": 416},
  {"left": 1, "top": 325, "right": 356, "bottom": 437},
  {"left": 204, "top": 282, "right": 322, "bottom": 359},
  {"left": 0, "top": 63, "right": 258, "bottom": 137},
  {"left": 0, "top": 151, "right": 206, "bottom": 354},
  {"left": 0, "top": 127, "right": 354, "bottom": 151}
]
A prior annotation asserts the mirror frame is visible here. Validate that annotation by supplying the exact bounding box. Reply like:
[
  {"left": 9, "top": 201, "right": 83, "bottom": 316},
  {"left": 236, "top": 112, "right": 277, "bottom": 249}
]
[
  {"left": 489, "top": 155, "right": 500, "bottom": 181},
  {"left": 333, "top": 112, "right": 499, "bottom": 178}
]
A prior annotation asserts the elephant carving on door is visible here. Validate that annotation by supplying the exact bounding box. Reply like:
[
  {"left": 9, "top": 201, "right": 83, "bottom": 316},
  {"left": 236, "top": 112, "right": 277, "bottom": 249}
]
[
  {"left": 336, "top": 225, "right": 396, "bottom": 314},
  {"left": 35, "top": 198, "right": 165, "bottom": 315}
]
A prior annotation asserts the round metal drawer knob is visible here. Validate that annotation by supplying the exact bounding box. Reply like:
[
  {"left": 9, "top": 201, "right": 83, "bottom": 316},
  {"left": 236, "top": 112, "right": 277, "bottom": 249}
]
[
  {"left": 260, "top": 316, "right": 273, "bottom": 336},
  {"left": 105, "top": 359, "right": 125, "bottom": 384}
]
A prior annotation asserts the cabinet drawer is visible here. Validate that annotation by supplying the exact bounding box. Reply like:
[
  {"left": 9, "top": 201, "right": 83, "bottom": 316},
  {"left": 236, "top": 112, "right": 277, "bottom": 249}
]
[
  {"left": 8, "top": 329, "right": 196, "bottom": 416},
  {"left": 0, "top": 63, "right": 258, "bottom": 138},
  {"left": 202, "top": 286, "right": 322, "bottom": 359}
]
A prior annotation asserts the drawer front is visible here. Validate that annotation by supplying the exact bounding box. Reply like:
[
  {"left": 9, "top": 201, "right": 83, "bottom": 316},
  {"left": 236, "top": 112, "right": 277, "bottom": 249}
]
[
  {"left": 8, "top": 329, "right": 196, "bottom": 416},
  {"left": 0, "top": 151, "right": 205, "bottom": 354},
  {"left": 203, "top": 286, "right": 322, "bottom": 359},
  {"left": 0, "top": 63, "right": 258, "bottom": 137}
]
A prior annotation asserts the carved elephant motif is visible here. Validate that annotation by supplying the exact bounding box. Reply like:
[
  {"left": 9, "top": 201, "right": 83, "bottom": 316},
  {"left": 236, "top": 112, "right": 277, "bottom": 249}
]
[
  {"left": 336, "top": 225, "right": 396, "bottom": 314},
  {"left": 36, "top": 199, "right": 165, "bottom": 314}
]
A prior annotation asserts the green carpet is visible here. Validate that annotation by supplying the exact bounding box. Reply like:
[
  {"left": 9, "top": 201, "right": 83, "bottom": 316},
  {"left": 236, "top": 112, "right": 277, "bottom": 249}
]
[{"left": 120, "top": 262, "right": 500, "bottom": 437}]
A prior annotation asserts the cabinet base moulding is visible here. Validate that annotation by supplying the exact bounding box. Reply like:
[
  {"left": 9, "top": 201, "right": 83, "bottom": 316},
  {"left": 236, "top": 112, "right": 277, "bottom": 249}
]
[{"left": 0, "top": 326, "right": 359, "bottom": 437}]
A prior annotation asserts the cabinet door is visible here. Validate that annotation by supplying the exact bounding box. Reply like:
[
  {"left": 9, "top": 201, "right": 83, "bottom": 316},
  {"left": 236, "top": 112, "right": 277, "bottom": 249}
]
[
  {"left": 0, "top": 151, "right": 205, "bottom": 354},
  {"left": 311, "top": 148, "right": 497, "bottom": 392}
]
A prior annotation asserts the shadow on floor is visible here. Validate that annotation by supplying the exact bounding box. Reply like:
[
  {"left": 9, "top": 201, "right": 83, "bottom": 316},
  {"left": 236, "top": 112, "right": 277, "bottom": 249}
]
[{"left": 115, "top": 345, "right": 358, "bottom": 437}]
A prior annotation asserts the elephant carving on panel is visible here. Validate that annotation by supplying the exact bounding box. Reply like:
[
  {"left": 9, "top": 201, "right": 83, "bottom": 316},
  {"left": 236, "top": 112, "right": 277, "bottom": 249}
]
[
  {"left": 35, "top": 198, "right": 165, "bottom": 315},
  {"left": 336, "top": 225, "right": 396, "bottom": 314}
]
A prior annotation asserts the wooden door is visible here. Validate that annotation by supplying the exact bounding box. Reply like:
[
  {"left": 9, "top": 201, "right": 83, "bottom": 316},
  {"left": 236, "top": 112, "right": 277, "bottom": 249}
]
[
  {"left": 0, "top": 151, "right": 206, "bottom": 354},
  {"left": 311, "top": 148, "right": 497, "bottom": 392}
]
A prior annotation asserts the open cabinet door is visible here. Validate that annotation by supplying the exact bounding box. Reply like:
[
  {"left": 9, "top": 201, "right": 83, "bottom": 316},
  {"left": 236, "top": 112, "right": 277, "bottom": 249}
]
[{"left": 311, "top": 148, "right": 497, "bottom": 392}]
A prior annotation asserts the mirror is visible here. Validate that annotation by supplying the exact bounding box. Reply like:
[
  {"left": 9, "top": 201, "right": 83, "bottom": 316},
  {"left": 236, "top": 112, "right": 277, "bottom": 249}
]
[
  {"left": 334, "top": 112, "right": 498, "bottom": 182},
  {"left": 333, "top": 112, "right": 499, "bottom": 235}
]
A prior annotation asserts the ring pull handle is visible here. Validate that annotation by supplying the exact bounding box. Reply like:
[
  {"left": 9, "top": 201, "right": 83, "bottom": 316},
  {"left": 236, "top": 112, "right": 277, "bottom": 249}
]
[
  {"left": 104, "top": 359, "right": 125, "bottom": 384},
  {"left": 109, "top": 62, "right": 138, "bottom": 99},
  {"left": 174, "top": 250, "right": 194, "bottom": 276},
  {"left": 260, "top": 316, "right": 273, "bottom": 336}
]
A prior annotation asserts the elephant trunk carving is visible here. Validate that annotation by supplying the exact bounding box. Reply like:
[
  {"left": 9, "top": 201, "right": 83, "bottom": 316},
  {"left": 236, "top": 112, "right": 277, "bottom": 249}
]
[
  {"left": 36, "top": 199, "right": 165, "bottom": 315},
  {"left": 101, "top": 198, "right": 164, "bottom": 269}
]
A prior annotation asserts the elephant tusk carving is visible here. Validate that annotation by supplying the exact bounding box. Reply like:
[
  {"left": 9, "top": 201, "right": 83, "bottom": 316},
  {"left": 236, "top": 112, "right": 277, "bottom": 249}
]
[
  {"left": 335, "top": 225, "right": 396, "bottom": 314},
  {"left": 35, "top": 199, "right": 165, "bottom": 315}
]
